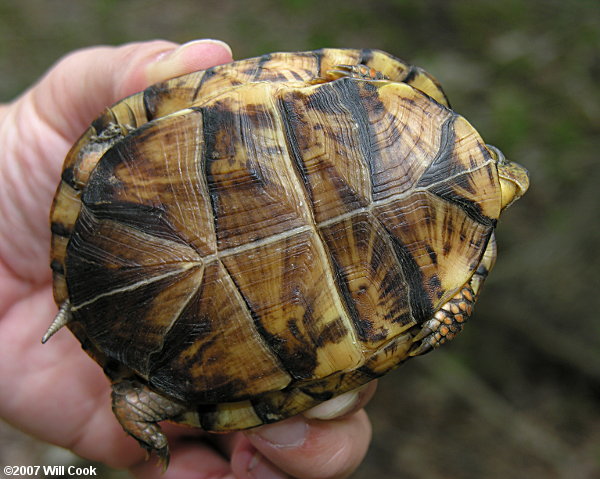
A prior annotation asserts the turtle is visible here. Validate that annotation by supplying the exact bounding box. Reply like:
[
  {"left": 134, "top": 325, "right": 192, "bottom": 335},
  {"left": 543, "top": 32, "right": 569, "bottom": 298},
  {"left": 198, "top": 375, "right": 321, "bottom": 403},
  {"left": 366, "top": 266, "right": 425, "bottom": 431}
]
[{"left": 46, "top": 48, "right": 529, "bottom": 466}]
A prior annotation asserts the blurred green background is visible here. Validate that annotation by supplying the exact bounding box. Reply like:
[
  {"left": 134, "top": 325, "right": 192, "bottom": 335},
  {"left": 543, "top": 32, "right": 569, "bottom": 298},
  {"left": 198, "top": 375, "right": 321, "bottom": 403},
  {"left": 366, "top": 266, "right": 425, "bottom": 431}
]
[{"left": 1, "top": 0, "right": 598, "bottom": 477}]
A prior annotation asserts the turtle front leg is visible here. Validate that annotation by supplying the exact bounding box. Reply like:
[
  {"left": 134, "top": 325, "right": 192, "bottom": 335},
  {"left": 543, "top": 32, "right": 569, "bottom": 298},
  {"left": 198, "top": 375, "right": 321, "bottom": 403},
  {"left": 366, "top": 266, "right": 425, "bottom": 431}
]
[
  {"left": 111, "top": 379, "right": 187, "bottom": 469},
  {"left": 310, "top": 64, "right": 390, "bottom": 84},
  {"left": 409, "top": 234, "right": 498, "bottom": 357}
]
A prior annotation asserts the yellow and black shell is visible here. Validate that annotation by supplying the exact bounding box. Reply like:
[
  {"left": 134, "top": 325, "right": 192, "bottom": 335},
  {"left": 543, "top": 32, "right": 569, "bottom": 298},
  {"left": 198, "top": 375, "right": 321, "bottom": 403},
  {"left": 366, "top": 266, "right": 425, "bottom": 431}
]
[{"left": 48, "top": 48, "right": 528, "bottom": 460}]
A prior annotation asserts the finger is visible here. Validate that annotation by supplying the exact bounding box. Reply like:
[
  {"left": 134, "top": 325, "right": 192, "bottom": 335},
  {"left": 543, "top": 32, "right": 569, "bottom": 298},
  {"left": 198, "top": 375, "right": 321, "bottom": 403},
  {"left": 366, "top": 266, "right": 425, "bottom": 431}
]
[
  {"left": 145, "top": 39, "right": 233, "bottom": 86},
  {"left": 29, "top": 38, "right": 233, "bottom": 142},
  {"left": 237, "top": 410, "right": 372, "bottom": 479},
  {"left": 206, "top": 382, "right": 377, "bottom": 463},
  {"left": 129, "top": 435, "right": 235, "bottom": 479},
  {"left": 303, "top": 381, "right": 377, "bottom": 421}
]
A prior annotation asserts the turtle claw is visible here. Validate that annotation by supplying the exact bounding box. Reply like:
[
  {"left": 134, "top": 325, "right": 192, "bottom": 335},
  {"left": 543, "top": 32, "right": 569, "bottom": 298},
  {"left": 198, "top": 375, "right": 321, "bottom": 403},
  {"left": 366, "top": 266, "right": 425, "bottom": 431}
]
[
  {"left": 141, "top": 442, "right": 170, "bottom": 472},
  {"left": 136, "top": 440, "right": 170, "bottom": 472},
  {"left": 156, "top": 446, "right": 170, "bottom": 472},
  {"left": 409, "top": 286, "right": 475, "bottom": 357}
]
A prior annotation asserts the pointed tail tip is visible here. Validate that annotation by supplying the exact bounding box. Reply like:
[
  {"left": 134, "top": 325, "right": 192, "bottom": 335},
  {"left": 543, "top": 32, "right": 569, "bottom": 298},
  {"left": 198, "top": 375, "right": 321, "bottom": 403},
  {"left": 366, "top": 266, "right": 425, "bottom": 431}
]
[{"left": 42, "top": 300, "right": 72, "bottom": 344}]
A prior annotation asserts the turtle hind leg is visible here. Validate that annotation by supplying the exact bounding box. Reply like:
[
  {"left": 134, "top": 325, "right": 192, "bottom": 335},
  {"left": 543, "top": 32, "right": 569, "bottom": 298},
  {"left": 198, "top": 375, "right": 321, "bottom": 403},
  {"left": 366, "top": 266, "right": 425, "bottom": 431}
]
[
  {"left": 409, "top": 234, "right": 497, "bottom": 357},
  {"left": 409, "top": 285, "right": 476, "bottom": 357},
  {"left": 111, "top": 379, "right": 187, "bottom": 470}
]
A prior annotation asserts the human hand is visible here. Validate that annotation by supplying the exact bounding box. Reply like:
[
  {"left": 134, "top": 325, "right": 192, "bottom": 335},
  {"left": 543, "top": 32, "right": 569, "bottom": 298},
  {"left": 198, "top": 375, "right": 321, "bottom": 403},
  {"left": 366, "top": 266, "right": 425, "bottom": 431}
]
[{"left": 0, "top": 39, "right": 374, "bottom": 478}]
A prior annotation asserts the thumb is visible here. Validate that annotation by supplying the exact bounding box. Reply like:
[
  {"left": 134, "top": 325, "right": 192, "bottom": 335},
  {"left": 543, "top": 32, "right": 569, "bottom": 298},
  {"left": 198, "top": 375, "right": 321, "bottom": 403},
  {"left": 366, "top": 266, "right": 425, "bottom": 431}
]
[{"left": 28, "top": 39, "right": 233, "bottom": 142}]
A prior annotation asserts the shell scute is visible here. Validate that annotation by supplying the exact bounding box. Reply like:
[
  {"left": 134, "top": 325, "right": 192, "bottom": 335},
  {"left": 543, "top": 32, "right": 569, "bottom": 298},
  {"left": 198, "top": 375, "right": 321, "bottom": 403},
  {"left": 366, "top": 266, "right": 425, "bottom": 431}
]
[
  {"left": 201, "top": 84, "right": 311, "bottom": 249},
  {"left": 278, "top": 79, "right": 373, "bottom": 223},
  {"left": 147, "top": 261, "right": 291, "bottom": 403},
  {"left": 373, "top": 190, "right": 493, "bottom": 310},
  {"left": 319, "top": 213, "right": 415, "bottom": 348},
  {"left": 222, "top": 229, "right": 363, "bottom": 381}
]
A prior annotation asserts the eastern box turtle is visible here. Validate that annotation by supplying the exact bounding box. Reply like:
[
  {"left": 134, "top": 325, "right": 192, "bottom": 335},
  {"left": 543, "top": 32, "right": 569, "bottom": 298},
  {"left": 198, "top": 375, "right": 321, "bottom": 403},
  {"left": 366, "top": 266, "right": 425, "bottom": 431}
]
[{"left": 46, "top": 48, "right": 529, "bottom": 463}]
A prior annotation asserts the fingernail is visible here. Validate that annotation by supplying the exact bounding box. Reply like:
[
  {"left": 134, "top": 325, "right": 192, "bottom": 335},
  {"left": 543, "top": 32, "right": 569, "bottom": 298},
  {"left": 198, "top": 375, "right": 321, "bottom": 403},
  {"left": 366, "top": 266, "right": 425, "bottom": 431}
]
[
  {"left": 156, "top": 39, "right": 232, "bottom": 63},
  {"left": 251, "top": 416, "right": 308, "bottom": 448},
  {"left": 303, "top": 388, "right": 362, "bottom": 420},
  {"left": 146, "top": 39, "right": 232, "bottom": 85},
  {"left": 248, "top": 452, "right": 290, "bottom": 479}
]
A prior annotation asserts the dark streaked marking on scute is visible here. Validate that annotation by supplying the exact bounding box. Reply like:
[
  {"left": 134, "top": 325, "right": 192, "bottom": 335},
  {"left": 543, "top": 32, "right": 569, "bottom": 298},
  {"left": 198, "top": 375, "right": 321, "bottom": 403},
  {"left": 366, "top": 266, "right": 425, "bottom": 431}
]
[
  {"left": 336, "top": 79, "right": 377, "bottom": 164},
  {"left": 81, "top": 134, "right": 197, "bottom": 246},
  {"left": 320, "top": 214, "right": 414, "bottom": 345},
  {"left": 315, "top": 316, "right": 349, "bottom": 347},
  {"left": 67, "top": 265, "right": 202, "bottom": 376},
  {"left": 366, "top": 82, "right": 448, "bottom": 202},
  {"left": 50, "top": 259, "right": 64, "bottom": 275},
  {"left": 359, "top": 48, "right": 374, "bottom": 65},
  {"left": 326, "top": 252, "right": 363, "bottom": 332},
  {"left": 253, "top": 320, "right": 319, "bottom": 381},
  {"left": 453, "top": 170, "right": 478, "bottom": 195},
  {"left": 474, "top": 143, "right": 491, "bottom": 169},
  {"left": 223, "top": 229, "right": 361, "bottom": 381},
  {"left": 153, "top": 370, "right": 249, "bottom": 405},
  {"left": 90, "top": 108, "right": 117, "bottom": 135},
  {"left": 61, "top": 167, "right": 76, "bottom": 188},
  {"left": 192, "top": 68, "right": 216, "bottom": 101},
  {"left": 251, "top": 396, "right": 286, "bottom": 425},
  {"left": 278, "top": 79, "right": 375, "bottom": 222},
  {"left": 147, "top": 292, "right": 214, "bottom": 398},
  {"left": 403, "top": 66, "right": 418, "bottom": 84},
  {"left": 143, "top": 82, "right": 169, "bottom": 121},
  {"left": 85, "top": 200, "right": 188, "bottom": 246},
  {"left": 199, "top": 103, "right": 232, "bottom": 237},
  {"left": 277, "top": 97, "right": 310, "bottom": 186},
  {"left": 425, "top": 244, "right": 438, "bottom": 264},
  {"left": 290, "top": 70, "right": 304, "bottom": 81},
  {"left": 254, "top": 54, "right": 273, "bottom": 81},
  {"left": 81, "top": 120, "right": 155, "bottom": 192},
  {"left": 148, "top": 260, "right": 289, "bottom": 404},
  {"left": 428, "top": 180, "right": 495, "bottom": 227},
  {"left": 416, "top": 115, "right": 496, "bottom": 226},
  {"left": 196, "top": 404, "right": 219, "bottom": 430},
  {"left": 51, "top": 222, "right": 72, "bottom": 237},
  {"left": 428, "top": 275, "right": 443, "bottom": 299},
  {"left": 287, "top": 319, "right": 303, "bottom": 341},
  {"left": 417, "top": 115, "right": 462, "bottom": 187},
  {"left": 356, "top": 364, "right": 384, "bottom": 380},
  {"left": 269, "top": 72, "right": 293, "bottom": 83},
  {"left": 313, "top": 49, "right": 325, "bottom": 77},
  {"left": 299, "top": 387, "right": 334, "bottom": 401},
  {"left": 387, "top": 233, "right": 433, "bottom": 324}
]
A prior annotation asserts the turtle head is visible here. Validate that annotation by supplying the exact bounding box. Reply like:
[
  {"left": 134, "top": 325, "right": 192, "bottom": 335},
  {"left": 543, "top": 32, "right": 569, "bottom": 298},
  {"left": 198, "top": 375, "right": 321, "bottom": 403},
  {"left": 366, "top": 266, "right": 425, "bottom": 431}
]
[{"left": 488, "top": 145, "right": 530, "bottom": 211}]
